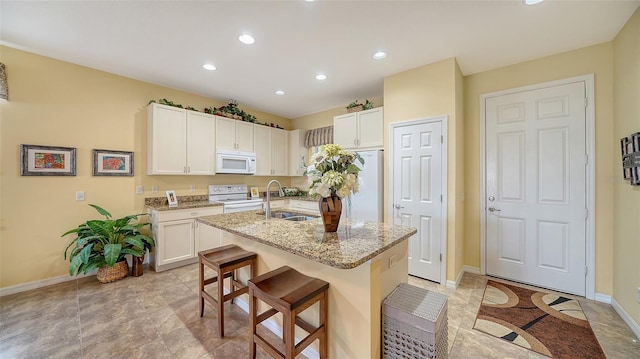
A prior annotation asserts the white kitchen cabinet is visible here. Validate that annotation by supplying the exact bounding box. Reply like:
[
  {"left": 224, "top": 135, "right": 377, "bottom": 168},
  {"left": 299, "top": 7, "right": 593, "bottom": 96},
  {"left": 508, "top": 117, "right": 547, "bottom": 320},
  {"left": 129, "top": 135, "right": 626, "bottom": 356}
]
[
  {"left": 333, "top": 107, "right": 383, "bottom": 149},
  {"left": 147, "top": 103, "right": 216, "bottom": 175},
  {"left": 216, "top": 116, "right": 254, "bottom": 152},
  {"left": 254, "top": 125, "right": 288, "bottom": 176},
  {"left": 288, "top": 129, "right": 308, "bottom": 176},
  {"left": 288, "top": 199, "right": 319, "bottom": 214},
  {"left": 148, "top": 206, "right": 223, "bottom": 271}
]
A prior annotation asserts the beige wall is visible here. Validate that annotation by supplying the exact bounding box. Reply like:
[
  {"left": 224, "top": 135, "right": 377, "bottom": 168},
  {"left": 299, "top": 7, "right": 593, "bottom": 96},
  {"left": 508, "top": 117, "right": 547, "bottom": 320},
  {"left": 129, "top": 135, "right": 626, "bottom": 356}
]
[
  {"left": 0, "top": 47, "right": 292, "bottom": 288},
  {"left": 463, "top": 42, "right": 615, "bottom": 295},
  {"left": 383, "top": 58, "right": 464, "bottom": 282},
  {"left": 613, "top": 8, "right": 640, "bottom": 325}
]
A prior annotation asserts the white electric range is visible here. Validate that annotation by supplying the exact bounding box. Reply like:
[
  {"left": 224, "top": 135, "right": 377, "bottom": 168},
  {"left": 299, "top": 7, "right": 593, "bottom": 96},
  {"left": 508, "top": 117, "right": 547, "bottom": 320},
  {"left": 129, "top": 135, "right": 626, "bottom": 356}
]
[{"left": 208, "top": 184, "right": 263, "bottom": 213}]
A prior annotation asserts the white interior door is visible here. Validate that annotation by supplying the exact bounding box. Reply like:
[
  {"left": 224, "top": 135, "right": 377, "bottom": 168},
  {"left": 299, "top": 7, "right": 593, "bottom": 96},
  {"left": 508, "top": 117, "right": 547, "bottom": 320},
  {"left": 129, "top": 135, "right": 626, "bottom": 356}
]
[
  {"left": 485, "top": 81, "right": 587, "bottom": 296},
  {"left": 391, "top": 119, "right": 445, "bottom": 283}
]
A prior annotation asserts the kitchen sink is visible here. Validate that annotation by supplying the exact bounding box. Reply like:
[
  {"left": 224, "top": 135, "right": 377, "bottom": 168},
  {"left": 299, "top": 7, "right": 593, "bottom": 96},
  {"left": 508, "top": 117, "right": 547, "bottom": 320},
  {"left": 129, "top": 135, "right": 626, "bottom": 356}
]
[{"left": 271, "top": 211, "right": 317, "bottom": 221}]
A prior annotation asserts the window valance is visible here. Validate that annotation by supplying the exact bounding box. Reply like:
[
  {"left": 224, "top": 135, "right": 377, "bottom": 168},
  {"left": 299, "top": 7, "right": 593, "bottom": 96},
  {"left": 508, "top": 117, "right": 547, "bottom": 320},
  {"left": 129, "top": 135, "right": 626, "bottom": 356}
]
[{"left": 304, "top": 126, "right": 333, "bottom": 148}]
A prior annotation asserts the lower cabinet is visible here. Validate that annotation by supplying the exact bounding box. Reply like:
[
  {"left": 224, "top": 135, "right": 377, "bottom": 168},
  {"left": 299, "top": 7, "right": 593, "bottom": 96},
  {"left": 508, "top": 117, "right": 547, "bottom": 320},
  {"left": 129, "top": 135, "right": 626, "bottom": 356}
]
[
  {"left": 148, "top": 206, "right": 223, "bottom": 271},
  {"left": 287, "top": 199, "right": 320, "bottom": 214}
]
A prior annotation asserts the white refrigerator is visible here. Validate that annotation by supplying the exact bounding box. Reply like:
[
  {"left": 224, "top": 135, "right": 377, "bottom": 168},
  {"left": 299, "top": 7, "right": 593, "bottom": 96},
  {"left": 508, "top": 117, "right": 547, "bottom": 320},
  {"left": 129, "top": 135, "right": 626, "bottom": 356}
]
[{"left": 350, "top": 150, "right": 383, "bottom": 222}]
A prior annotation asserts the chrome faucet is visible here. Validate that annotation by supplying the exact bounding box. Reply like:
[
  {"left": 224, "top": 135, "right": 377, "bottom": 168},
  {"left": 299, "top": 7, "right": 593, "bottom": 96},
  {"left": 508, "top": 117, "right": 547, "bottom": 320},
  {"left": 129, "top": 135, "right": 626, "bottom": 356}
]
[{"left": 265, "top": 179, "right": 284, "bottom": 221}]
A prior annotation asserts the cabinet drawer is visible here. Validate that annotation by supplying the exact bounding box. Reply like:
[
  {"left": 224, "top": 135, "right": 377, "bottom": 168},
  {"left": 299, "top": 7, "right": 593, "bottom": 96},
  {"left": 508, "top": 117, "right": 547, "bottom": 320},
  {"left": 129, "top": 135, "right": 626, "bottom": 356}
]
[
  {"left": 152, "top": 206, "right": 223, "bottom": 222},
  {"left": 288, "top": 200, "right": 319, "bottom": 213}
]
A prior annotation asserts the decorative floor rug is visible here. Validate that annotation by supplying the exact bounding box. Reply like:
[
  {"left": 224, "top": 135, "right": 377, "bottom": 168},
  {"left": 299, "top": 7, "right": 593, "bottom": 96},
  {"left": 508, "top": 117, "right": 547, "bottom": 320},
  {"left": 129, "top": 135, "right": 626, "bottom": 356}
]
[{"left": 473, "top": 280, "right": 606, "bottom": 359}]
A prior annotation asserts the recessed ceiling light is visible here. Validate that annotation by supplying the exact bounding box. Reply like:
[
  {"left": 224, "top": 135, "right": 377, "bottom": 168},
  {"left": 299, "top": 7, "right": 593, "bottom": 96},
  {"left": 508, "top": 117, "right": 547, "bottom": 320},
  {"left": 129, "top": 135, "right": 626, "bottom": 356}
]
[
  {"left": 275, "top": 90, "right": 285, "bottom": 96},
  {"left": 524, "top": 0, "right": 544, "bottom": 5},
  {"left": 372, "top": 51, "right": 387, "bottom": 60},
  {"left": 315, "top": 74, "right": 327, "bottom": 81},
  {"left": 202, "top": 64, "right": 217, "bottom": 71},
  {"left": 239, "top": 34, "right": 255, "bottom": 45}
]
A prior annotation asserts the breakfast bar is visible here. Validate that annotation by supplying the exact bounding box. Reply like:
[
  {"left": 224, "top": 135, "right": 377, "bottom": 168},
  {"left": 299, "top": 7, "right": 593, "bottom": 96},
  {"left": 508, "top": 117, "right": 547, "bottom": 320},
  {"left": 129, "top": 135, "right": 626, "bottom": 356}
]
[{"left": 197, "top": 211, "right": 416, "bottom": 358}]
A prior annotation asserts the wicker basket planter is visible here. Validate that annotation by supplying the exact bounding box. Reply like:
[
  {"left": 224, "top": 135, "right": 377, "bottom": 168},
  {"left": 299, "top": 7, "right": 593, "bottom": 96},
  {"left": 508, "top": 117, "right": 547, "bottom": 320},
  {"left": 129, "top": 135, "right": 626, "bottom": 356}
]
[
  {"left": 347, "top": 105, "right": 363, "bottom": 113},
  {"left": 96, "top": 260, "right": 129, "bottom": 283}
]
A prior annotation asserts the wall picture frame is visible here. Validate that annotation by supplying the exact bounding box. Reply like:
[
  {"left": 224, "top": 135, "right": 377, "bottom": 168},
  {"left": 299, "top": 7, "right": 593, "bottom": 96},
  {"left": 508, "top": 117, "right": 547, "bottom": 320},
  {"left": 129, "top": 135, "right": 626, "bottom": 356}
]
[
  {"left": 166, "top": 190, "right": 178, "bottom": 207},
  {"left": 20, "top": 144, "right": 76, "bottom": 176},
  {"left": 92, "top": 149, "right": 134, "bottom": 176}
]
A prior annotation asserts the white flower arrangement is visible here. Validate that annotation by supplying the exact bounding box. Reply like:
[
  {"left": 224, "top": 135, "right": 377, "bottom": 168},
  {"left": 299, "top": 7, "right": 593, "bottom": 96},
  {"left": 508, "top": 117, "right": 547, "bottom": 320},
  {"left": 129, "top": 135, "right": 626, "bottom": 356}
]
[{"left": 305, "top": 144, "right": 364, "bottom": 198}]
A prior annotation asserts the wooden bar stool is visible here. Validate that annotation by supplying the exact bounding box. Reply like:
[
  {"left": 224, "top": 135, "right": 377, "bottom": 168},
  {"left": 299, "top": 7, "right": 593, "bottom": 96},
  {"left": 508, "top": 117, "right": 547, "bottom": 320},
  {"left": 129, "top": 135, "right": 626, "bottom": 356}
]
[
  {"left": 199, "top": 244, "right": 257, "bottom": 337},
  {"left": 248, "top": 265, "right": 329, "bottom": 359}
]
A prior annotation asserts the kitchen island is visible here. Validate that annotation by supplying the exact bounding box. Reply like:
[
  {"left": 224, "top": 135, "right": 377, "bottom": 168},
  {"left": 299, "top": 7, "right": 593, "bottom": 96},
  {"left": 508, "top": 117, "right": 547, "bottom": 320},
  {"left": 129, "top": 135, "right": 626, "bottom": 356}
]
[{"left": 197, "top": 211, "right": 416, "bottom": 359}]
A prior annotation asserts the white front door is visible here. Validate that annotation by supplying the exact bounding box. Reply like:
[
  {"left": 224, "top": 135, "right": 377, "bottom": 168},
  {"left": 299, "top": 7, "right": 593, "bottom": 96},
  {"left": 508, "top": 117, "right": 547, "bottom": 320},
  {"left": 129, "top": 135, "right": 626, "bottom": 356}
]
[
  {"left": 391, "top": 118, "right": 446, "bottom": 283},
  {"left": 485, "top": 81, "right": 587, "bottom": 296}
]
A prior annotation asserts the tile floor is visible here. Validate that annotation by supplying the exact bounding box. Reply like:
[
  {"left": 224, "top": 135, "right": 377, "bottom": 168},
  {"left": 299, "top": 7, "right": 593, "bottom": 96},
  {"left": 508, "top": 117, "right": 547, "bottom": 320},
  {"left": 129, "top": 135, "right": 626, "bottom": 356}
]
[{"left": 1, "top": 263, "right": 638, "bottom": 358}]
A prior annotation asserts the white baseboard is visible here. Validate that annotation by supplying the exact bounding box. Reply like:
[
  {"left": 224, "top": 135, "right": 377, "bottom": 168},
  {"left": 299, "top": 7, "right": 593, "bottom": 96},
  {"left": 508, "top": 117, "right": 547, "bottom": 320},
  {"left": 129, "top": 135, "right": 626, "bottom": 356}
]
[
  {"left": 446, "top": 265, "right": 477, "bottom": 289},
  {"left": 233, "top": 297, "right": 320, "bottom": 359},
  {"left": 463, "top": 265, "right": 481, "bottom": 275},
  {"left": 0, "top": 270, "right": 96, "bottom": 297},
  {"left": 594, "top": 292, "right": 612, "bottom": 304},
  {"left": 611, "top": 297, "right": 640, "bottom": 340}
]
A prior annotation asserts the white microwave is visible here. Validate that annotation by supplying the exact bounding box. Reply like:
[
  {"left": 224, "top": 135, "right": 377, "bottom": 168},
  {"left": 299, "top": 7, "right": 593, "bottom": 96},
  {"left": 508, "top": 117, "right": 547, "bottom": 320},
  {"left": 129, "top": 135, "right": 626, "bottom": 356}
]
[{"left": 216, "top": 150, "right": 256, "bottom": 174}]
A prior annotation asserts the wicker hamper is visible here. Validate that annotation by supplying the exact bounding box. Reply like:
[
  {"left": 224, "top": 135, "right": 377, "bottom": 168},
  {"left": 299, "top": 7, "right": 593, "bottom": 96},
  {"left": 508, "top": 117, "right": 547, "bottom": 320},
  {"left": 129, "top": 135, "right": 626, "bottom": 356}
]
[{"left": 382, "top": 283, "right": 448, "bottom": 359}]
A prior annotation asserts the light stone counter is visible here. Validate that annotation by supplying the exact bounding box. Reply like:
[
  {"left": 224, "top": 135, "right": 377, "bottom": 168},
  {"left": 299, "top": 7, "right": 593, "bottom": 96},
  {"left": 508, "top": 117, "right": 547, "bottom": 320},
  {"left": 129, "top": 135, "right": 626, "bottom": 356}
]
[
  {"left": 196, "top": 211, "right": 416, "bottom": 269},
  {"left": 196, "top": 211, "right": 417, "bottom": 358}
]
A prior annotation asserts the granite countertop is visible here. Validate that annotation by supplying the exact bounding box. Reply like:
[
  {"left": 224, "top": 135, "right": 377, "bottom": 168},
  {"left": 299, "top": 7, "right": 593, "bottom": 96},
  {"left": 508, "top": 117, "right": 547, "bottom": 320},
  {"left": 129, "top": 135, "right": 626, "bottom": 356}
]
[
  {"left": 197, "top": 211, "right": 417, "bottom": 269},
  {"left": 145, "top": 194, "right": 316, "bottom": 211}
]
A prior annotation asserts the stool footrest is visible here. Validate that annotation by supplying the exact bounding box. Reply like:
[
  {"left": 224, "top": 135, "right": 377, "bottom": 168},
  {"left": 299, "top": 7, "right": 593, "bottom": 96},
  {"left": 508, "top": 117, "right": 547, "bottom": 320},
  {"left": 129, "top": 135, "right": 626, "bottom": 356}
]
[
  {"left": 254, "top": 333, "right": 285, "bottom": 359},
  {"left": 256, "top": 308, "right": 279, "bottom": 324},
  {"left": 203, "top": 271, "right": 232, "bottom": 286},
  {"left": 295, "top": 317, "right": 316, "bottom": 334},
  {"left": 295, "top": 325, "right": 325, "bottom": 356},
  {"left": 223, "top": 286, "right": 248, "bottom": 302}
]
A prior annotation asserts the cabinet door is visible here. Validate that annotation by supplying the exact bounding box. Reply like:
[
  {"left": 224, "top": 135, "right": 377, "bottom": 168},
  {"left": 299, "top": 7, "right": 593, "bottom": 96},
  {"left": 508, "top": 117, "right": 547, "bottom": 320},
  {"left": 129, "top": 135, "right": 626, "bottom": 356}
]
[
  {"left": 357, "top": 107, "right": 383, "bottom": 149},
  {"left": 215, "top": 116, "right": 237, "bottom": 151},
  {"left": 157, "top": 219, "right": 195, "bottom": 265},
  {"left": 236, "top": 121, "right": 255, "bottom": 152},
  {"left": 271, "top": 128, "right": 289, "bottom": 175},
  {"left": 288, "top": 129, "right": 307, "bottom": 176},
  {"left": 148, "top": 104, "right": 187, "bottom": 174},
  {"left": 253, "top": 125, "right": 272, "bottom": 175},
  {"left": 186, "top": 111, "right": 216, "bottom": 175},
  {"left": 333, "top": 113, "right": 358, "bottom": 149}
]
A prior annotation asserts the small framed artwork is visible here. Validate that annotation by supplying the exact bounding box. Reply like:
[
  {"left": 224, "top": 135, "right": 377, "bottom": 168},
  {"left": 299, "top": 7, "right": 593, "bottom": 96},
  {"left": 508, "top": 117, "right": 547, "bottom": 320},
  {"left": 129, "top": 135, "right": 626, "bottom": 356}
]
[
  {"left": 250, "top": 187, "right": 259, "bottom": 198},
  {"left": 92, "top": 149, "right": 134, "bottom": 176},
  {"left": 166, "top": 190, "right": 178, "bottom": 207},
  {"left": 20, "top": 144, "right": 76, "bottom": 176}
]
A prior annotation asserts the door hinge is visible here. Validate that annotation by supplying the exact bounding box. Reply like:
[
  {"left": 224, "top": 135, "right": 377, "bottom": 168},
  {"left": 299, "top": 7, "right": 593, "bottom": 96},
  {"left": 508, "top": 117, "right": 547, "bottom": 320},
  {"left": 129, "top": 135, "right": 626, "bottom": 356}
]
[
  {"left": 584, "top": 208, "right": 588, "bottom": 219},
  {"left": 584, "top": 265, "right": 588, "bottom": 276},
  {"left": 440, "top": 194, "right": 443, "bottom": 203},
  {"left": 440, "top": 253, "right": 442, "bottom": 262},
  {"left": 440, "top": 135, "right": 443, "bottom": 143},
  {"left": 585, "top": 154, "right": 588, "bottom": 165},
  {"left": 584, "top": 97, "right": 588, "bottom": 108}
]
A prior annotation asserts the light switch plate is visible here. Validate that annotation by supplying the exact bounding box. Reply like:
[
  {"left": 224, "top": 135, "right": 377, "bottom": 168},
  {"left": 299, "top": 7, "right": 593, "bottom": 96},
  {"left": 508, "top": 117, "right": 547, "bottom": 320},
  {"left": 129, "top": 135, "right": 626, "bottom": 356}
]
[
  {"left": 152, "top": 185, "right": 158, "bottom": 193},
  {"left": 75, "top": 191, "right": 85, "bottom": 201},
  {"left": 190, "top": 185, "right": 196, "bottom": 192},
  {"left": 135, "top": 186, "right": 144, "bottom": 195}
]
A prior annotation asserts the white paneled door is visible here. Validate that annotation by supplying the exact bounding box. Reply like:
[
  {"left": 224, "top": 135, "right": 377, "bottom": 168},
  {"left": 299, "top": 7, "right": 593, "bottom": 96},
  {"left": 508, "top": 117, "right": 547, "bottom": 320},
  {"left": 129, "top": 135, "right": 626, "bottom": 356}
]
[
  {"left": 392, "top": 119, "right": 445, "bottom": 283},
  {"left": 485, "top": 81, "right": 587, "bottom": 296}
]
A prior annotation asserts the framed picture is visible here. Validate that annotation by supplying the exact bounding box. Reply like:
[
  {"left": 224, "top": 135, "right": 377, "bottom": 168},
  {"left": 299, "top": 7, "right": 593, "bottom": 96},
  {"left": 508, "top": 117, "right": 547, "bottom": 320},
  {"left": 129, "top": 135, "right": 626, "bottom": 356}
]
[
  {"left": 20, "top": 144, "right": 76, "bottom": 176},
  {"left": 166, "top": 190, "right": 178, "bottom": 207},
  {"left": 92, "top": 149, "right": 134, "bottom": 176},
  {"left": 250, "top": 187, "right": 259, "bottom": 198}
]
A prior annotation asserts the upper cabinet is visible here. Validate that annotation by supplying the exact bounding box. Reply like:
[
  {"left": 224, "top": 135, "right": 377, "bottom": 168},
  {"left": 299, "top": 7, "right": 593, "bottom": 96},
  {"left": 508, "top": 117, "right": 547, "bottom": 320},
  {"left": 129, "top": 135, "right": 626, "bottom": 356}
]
[
  {"left": 288, "top": 129, "right": 307, "bottom": 176},
  {"left": 254, "top": 125, "right": 288, "bottom": 176},
  {"left": 216, "top": 116, "right": 254, "bottom": 152},
  {"left": 333, "top": 107, "right": 383, "bottom": 150},
  {"left": 147, "top": 103, "right": 216, "bottom": 175}
]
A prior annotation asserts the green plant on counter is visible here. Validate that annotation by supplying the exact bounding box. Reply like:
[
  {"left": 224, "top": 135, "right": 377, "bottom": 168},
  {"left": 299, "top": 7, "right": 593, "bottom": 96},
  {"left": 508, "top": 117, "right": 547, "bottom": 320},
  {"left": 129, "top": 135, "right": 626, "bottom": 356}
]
[{"left": 62, "top": 204, "right": 155, "bottom": 276}]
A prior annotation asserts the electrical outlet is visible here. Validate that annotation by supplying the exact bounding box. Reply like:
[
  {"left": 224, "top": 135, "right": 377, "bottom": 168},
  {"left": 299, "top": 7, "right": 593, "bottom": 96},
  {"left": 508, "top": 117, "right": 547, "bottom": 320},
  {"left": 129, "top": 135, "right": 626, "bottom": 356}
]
[
  {"left": 389, "top": 255, "right": 398, "bottom": 269},
  {"left": 75, "top": 191, "right": 85, "bottom": 201},
  {"left": 152, "top": 185, "right": 158, "bottom": 193},
  {"left": 135, "top": 185, "right": 144, "bottom": 195},
  {"left": 190, "top": 185, "right": 196, "bottom": 192}
]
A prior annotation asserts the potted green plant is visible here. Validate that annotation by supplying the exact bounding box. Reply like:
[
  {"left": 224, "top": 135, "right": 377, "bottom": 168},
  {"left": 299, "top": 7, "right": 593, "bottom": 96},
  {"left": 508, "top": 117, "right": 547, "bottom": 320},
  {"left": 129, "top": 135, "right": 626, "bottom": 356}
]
[
  {"left": 362, "top": 99, "right": 374, "bottom": 110},
  {"left": 62, "top": 204, "right": 155, "bottom": 283},
  {"left": 346, "top": 100, "right": 363, "bottom": 113}
]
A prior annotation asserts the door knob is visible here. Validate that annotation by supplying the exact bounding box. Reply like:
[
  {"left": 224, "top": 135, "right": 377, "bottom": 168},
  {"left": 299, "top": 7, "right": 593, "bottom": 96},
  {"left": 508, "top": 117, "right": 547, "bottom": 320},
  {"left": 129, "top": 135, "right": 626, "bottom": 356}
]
[
  {"left": 394, "top": 204, "right": 404, "bottom": 209},
  {"left": 488, "top": 207, "right": 501, "bottom": 212}
]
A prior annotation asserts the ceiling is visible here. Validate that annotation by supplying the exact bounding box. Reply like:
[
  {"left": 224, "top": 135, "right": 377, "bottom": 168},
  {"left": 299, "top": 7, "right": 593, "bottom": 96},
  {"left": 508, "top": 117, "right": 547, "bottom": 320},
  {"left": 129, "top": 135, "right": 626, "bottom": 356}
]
[{"left": 1, "top": 1, "right": 639, "bottom": 119}]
